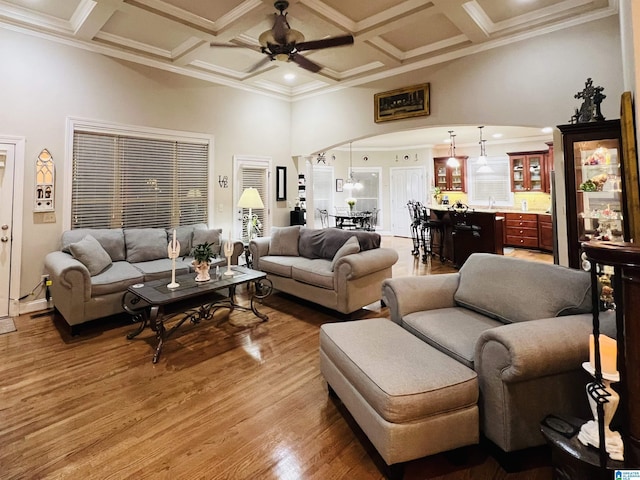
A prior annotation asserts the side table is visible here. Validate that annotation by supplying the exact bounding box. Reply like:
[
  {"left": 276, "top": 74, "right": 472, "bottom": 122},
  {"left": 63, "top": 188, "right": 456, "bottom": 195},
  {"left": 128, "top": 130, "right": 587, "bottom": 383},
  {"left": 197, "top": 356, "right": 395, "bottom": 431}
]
[{"left": 541, "top": 414, "right": 624, "bottom": 479}]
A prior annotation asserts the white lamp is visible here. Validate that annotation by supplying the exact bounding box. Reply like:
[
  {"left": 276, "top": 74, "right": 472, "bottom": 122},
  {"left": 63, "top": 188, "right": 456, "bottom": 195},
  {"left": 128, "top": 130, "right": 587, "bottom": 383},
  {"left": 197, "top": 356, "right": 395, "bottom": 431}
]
[
  {"left": 238, "top": 187, "right": 264, "bottom": 241},
  {"left": 446, "top": 131, "right": 460, "bottom": 168},
  {"left": 477, "top": 126, "right": 493, "bottom": 173},
  {"left": 344, "top": 142, "right": 363, "bottom": 191}
]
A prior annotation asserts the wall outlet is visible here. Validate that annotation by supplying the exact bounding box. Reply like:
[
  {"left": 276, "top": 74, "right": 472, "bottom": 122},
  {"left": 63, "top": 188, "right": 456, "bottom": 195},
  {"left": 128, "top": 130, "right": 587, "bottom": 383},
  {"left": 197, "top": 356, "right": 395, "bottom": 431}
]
[{"left": 42, "top": 212, "right": 56, "bottom": 223}]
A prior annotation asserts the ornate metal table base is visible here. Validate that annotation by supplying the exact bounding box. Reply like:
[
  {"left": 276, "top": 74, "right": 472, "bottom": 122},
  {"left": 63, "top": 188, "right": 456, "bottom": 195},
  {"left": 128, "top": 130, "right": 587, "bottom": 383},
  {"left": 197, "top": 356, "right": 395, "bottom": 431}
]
[{"left": 123, "top": 277, "right": 272, "bottom": 364}]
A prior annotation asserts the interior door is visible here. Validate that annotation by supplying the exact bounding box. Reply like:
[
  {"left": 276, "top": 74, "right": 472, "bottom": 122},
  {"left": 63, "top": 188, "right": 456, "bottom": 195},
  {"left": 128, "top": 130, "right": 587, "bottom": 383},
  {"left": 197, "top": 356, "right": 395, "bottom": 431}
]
[
  {"left": 390, "top": 167, "right": 426, "bottom": 237},
  {"left": 0, "top": 143, "right": 15, "bottom": 318}
]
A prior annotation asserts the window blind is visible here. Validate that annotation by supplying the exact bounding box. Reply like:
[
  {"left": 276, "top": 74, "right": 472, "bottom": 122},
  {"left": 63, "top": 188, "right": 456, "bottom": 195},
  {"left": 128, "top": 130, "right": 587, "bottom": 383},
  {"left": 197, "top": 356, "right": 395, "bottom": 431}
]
[
  {"left": 468, "top": 156, "right": 511, "bottom": 205},
  {"left": 240, "top": 167, "right": 267, "bottom": 241},
  {"left": 72, "top": 131, "right": 208, "bottom": 229}
]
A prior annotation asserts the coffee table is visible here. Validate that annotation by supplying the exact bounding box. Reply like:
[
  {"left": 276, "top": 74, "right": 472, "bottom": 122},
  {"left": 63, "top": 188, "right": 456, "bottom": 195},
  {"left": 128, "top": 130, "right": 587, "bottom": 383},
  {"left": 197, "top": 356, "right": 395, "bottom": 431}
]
[{"left": 122, "top": 266, "right": 272, "bottom": 363}]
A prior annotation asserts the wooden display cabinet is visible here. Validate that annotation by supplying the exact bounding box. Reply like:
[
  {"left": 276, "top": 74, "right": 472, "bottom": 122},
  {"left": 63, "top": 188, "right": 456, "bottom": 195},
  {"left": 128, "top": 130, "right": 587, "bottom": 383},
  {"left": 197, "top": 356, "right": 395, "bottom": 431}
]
[
  {"left": 508, "top": 150, "right": 546, "bottom": 192},
  {"left": 433, "top": 156, "right": 467, "bottom": 192},
  {"left": 558, "top": 120, "right": 629, "bottom": 269}
]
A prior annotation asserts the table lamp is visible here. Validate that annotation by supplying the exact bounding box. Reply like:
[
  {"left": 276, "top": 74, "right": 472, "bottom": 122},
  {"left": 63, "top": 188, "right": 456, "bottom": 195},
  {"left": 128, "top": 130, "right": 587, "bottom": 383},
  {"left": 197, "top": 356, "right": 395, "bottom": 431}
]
[{"left": 238, "top": 187, "right": 264, "bottom": 241}]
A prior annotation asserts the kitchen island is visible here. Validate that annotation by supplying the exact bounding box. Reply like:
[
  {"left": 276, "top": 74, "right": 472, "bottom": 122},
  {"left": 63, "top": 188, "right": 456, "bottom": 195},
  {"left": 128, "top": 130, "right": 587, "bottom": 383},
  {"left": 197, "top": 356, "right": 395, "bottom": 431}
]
[{"left": 429, "top": 206, "right": 504, "bottom": 268}]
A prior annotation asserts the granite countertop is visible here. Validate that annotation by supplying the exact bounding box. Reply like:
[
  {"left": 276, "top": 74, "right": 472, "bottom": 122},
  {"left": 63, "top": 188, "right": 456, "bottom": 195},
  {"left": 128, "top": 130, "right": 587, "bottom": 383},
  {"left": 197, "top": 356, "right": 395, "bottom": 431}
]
[{"left": 429, "top": 205, "right": 550, "bottom": 215}]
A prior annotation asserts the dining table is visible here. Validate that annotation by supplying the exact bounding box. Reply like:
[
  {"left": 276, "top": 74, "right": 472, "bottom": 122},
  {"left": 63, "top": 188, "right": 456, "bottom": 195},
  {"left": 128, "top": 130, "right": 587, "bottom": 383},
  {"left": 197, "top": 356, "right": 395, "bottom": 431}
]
[{"left": 330, "top": 211, "right": 373, "bottom": 230}]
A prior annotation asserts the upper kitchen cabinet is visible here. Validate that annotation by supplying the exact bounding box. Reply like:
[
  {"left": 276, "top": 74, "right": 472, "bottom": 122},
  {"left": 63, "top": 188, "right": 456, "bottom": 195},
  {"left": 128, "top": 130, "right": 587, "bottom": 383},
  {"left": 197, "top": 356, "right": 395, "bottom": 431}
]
[
  {"left": 508, "top": 150, "right": 547, "bottom": 192},
  {"left": 434, "top": 156, "right": 467, "bottom": 192}
]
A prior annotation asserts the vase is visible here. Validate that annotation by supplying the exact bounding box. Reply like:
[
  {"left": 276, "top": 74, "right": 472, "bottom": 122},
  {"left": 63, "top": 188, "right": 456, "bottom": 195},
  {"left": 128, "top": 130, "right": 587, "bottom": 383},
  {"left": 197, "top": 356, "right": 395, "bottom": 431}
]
[
  {"left": 435, "top": 195, "right": 442, "bottom": 205},
  {"left": 349, "top": 204, "right": 354, "bottom": 212},
  {"left": 193, "top": 261, "right": 210, "bottom": 282}
]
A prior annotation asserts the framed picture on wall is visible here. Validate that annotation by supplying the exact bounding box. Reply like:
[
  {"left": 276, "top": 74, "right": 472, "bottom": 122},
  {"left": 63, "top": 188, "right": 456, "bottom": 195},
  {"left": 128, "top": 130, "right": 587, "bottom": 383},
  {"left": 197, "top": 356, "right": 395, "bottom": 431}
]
[
  {"left": 336, "top": 178, "right": 343, "bottom": 192},
  {"left": 374, "top": 83, "right": 430, "bottom": 123},
  {"left": 276, "top": 166, "right": 287, "bottom": 201}
]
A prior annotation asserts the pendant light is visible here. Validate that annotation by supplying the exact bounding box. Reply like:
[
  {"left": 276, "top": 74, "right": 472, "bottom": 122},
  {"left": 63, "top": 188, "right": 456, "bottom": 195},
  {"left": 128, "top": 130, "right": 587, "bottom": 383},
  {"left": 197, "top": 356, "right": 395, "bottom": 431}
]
[
  {"left": 344, "top": 142, "right": 363, "bottom": 190},
  {"left": 477, "top": 126, "right": 493, "bottom": 173},
  {"left": 446, "top": 131, "right": 459, "bottom": 168}
]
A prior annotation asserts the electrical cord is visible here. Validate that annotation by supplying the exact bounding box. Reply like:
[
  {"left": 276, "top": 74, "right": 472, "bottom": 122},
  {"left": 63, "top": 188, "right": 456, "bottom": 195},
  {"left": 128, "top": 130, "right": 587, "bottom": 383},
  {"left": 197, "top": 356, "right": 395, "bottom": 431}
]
[{"left": 15, "top": 278, "right": 47, "bottom": 301}]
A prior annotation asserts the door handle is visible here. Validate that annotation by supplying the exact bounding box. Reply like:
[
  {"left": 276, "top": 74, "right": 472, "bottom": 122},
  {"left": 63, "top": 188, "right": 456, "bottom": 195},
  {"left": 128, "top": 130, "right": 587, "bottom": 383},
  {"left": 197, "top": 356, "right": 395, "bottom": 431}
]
[{"left": 1, "top": 236, "right": 8, "bottom": 242}]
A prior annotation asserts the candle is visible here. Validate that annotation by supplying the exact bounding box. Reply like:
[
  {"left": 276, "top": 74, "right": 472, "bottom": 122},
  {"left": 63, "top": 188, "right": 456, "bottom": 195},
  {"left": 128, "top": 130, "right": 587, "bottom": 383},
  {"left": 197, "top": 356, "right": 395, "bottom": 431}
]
[
  {"left": 589, "top": 334, "right": 618, "bottom": 376},
  {"left": 172, "top": 229, "right": 176, "bottom": 247}
]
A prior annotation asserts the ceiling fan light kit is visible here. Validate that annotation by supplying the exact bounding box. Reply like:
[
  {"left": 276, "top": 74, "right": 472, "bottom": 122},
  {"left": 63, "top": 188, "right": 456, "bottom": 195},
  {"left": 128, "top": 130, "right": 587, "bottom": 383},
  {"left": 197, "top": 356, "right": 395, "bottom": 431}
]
[{"left": 212, "top": 1, "right": 354, "bottom": 74}]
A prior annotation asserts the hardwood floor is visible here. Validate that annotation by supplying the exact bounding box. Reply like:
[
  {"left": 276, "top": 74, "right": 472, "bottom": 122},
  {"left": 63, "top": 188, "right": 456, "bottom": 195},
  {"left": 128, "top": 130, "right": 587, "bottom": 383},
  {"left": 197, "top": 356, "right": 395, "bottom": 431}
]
[{"left": 0, "top": 238, "right": 554, "bottom": 479}]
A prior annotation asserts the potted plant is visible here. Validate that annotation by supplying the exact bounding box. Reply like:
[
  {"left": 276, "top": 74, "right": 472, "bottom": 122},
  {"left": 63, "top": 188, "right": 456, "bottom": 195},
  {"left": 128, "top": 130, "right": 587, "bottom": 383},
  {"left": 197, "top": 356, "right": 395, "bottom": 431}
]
[
  {"left": 191, "top": 242, "right": 216, "bottom": 281},
  {"left": 433, "top": 186, "right": 442, "bottom": 205},
  {"left": 346, "top": 198, "right": 356, "bottom": 212}
]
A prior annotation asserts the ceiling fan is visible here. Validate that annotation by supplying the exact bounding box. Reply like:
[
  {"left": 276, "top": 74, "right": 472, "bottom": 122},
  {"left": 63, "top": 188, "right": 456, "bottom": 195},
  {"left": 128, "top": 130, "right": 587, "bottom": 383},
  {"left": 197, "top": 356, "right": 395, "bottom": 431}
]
[{"left": 211, "top": 0, "right": 354, "bottom": 73}]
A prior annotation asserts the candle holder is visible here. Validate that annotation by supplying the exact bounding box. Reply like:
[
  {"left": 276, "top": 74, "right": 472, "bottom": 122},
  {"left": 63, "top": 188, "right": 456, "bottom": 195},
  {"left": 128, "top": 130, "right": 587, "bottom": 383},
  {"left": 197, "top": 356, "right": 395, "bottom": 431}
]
[
  {"left": 223, "top": 240, "right": 234, "bottom": 276},
  {"left": 578, "top": 358, "right": 623, "bottom": 461},
  {"left": 167, "top": 229, "right": 180, "bottom": 289}
]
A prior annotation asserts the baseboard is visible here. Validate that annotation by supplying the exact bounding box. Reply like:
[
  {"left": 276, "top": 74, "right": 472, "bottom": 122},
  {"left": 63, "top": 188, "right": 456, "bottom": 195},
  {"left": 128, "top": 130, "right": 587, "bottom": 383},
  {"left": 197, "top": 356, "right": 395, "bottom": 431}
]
[{"left": 18, "top": 298, "right": 52, "bottom": 315}]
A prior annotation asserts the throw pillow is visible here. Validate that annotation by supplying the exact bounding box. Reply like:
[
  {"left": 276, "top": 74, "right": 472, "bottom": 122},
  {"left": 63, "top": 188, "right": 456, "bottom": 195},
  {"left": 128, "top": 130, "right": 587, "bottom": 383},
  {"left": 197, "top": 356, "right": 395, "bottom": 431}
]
[
  {"left": 269, "top": 226, "right": 300, "bottom": 256},
  {"left": 192, "top": 228, "right": 222, "bottom": 256},
  {"left": 330, "top": 236, "right": 360, "bottom": 271},
  {"left": 124, "top": 228, "right": 168, "bottom": 263},
  {"left": 69, "top": 234, "right": 113, "bottom": 276}
]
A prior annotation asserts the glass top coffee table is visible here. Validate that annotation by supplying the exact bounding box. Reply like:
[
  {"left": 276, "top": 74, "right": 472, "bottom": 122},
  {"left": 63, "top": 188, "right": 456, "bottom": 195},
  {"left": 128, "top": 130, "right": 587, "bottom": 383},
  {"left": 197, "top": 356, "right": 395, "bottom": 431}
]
[{"left": 123, "top": 266, "right": 272, "bottom": 363}]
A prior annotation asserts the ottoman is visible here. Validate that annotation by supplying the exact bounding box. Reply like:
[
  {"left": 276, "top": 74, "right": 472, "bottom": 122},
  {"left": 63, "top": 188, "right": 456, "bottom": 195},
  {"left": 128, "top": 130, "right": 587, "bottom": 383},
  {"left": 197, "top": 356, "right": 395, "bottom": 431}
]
[{"left": 320, "top": 318, "right": 479, "bottom": 469}]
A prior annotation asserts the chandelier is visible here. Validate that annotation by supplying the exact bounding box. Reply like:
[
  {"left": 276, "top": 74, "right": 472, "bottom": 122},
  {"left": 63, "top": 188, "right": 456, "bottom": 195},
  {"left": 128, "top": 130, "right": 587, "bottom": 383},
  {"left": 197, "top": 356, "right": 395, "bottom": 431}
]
[{"left": 344, "top": 142, "right": 363, "bottom": 190}]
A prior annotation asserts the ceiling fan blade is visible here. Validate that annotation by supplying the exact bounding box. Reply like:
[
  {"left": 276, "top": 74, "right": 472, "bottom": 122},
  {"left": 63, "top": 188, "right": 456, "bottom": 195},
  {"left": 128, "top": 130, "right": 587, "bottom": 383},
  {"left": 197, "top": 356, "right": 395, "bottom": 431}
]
[
  {"left": 296, "top": 35, "right": 354, "bottom": 52},
  {"left": 290, "top": 53, "right": 321, "bottom": 73},
  {"left": 246, "top": 55, "right": 273, "bottom": 73}
]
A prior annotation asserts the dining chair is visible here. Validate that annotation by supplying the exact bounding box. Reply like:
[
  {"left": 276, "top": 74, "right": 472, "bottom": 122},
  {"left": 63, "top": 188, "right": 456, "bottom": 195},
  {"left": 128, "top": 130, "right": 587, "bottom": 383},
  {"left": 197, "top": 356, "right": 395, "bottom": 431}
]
[{"left": 317, "top": 208, "right": 329, "bottom": 228}]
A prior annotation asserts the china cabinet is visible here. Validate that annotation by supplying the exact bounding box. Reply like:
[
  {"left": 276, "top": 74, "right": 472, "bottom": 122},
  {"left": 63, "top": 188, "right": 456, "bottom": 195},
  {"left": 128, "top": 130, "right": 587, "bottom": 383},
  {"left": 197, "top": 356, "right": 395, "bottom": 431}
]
[
  {"left": 508, "top": 150, "right": 546, "bottom": 192},
  {"left": 433, "top": 156, "right": 467, "bottom": 192},
  {"left": 558, "top": 120, "right": 629, "bottom": 269}
]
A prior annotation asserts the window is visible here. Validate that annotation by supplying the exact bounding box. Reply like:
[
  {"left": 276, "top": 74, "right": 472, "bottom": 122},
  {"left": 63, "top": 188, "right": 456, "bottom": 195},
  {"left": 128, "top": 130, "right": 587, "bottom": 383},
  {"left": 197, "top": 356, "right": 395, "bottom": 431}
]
[
  {"left": 467, "top": 156, "right": 513, "bottom": 207},
  {"left": 234, "top": 155, "right": 270, "bottom": 240},
  {"left": 351, "top": 167, "right": 381, "bottom": 223},
  {"left": 69, "top": 122, "right": 211, "bottom": 230},
  {"left": 312, "top": 165, "right": 333, "bottom": 225}
]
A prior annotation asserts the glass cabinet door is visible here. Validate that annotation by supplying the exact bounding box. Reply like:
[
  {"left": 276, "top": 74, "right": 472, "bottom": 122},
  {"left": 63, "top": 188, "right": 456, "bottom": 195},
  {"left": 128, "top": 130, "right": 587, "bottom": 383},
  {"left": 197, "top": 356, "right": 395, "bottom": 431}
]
[
  {"left": 528, "top": 155, "right": 543, "bottom": 191},
  {"left": 436, "top": 162, "right": 448, "bottom": 190},
  {"left": 511, "top": 157, "right": 525, "bottom": 191},
  {"left": 574, "top": 141, "right": 624, "bottom": 254},
  {"left": 450, "top": 166, "right": 463, "bottom": 191}
]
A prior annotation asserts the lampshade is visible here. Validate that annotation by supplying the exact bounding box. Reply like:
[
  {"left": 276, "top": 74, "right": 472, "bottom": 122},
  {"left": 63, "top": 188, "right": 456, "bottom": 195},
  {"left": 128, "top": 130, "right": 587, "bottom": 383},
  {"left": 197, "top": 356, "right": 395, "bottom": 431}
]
[
  {"left": 476, "top": 126, "right": 493, "bottom": 173},
  {"left": 446, "top": 131, "right": 460, "bottom": 167},
  {"left": 237, "top": 187, "right": 264, "bottom": 209}
]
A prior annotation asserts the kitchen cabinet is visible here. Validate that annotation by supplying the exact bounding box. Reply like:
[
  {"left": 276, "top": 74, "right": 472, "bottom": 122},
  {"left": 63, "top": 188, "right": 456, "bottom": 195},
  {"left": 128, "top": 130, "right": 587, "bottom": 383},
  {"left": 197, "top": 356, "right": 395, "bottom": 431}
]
[
  {"left": 558, "top": 120, "right": 629, "bottom": 269},
  {"left": 508, "top": 151, "right": 546, "bottom": 192},
  {"left": 544, "top": 142, "right": 554, "bottom": 193},
  {"left": 538, "top": 214, "right": 553, "bottom": 251},
  {"left": 434, "top": 156, "right": 467, "bottom": 192},
  {"left": 505, "top": 213, "right": 539, "bottom": 248}
]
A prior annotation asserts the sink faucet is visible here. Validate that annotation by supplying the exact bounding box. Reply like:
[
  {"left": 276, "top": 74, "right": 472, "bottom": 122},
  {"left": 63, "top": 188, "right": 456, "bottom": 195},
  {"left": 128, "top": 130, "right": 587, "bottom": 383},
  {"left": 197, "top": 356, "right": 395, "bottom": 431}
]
[{"left": 488, "top": 196, "right": 495, "bottom": 209}]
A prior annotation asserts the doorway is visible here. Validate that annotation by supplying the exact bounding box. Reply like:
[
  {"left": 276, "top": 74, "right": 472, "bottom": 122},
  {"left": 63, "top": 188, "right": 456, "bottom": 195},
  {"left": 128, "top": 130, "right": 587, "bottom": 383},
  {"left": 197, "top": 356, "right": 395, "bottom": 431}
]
[
  {"left": 390, "top": 166, "right": 426, "bottom": 237},
  {"left": 0, "top": 138, "right": 25, "bottom": 318}
]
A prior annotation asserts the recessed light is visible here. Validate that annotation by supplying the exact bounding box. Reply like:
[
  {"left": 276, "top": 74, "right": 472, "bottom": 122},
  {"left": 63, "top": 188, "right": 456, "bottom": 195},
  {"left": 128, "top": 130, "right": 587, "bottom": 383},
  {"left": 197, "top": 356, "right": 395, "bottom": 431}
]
[
  {"left": 492, "top": 133, "right": 503, "bottom": 139},
  {"left": 541, "top": 127, "right": 553, "bottom": 133},
  {"left": 284, "top": 73, "right": 296, "bottom": 81}
]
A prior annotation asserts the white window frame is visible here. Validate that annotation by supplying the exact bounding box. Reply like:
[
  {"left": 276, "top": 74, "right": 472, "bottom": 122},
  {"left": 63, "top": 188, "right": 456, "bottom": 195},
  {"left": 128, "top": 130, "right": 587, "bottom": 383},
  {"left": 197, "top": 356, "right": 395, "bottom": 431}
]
[
  {"left": 352, "top": 166, "right": 382, "bottom": 226},
  {"left": 466, "top": 155, "right": 514, "bottom": 208},
  {"left": 64, "top": 117, "right": 214, "bottom": 231}
]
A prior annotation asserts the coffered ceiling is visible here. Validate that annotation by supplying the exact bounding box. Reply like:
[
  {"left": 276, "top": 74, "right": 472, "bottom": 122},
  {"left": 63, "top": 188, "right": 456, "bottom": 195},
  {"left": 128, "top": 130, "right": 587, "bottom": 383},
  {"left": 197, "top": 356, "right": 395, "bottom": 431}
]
[{"left": 0, "top": 0, "right": 617, "bottom": 100}]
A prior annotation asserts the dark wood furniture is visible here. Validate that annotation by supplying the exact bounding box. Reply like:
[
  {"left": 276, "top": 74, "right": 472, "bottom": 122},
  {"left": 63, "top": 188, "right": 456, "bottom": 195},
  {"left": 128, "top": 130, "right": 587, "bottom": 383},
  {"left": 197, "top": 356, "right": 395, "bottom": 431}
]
[
  {"left": 542, "top": 242, "right": 640, "bottom": 476},
  {"left": 434, "top": 156, "right": 467, "bottom": 192},
  {"left": 429, "top": 207, "right": 503, "bottom": 268},
  {"left": 558, "top": 120, "right": 629, "bottom": 269},
  {"left": 330, "top": 211, "right": 372, "bottom": 230},
  {"left": 290, "top": 208, "right": 305, "bottom": 225},
  {"left": 508, "top": 150, "right": 547, "bottom": 192},
  {"left": 538, "top": 213, "right": 554, "bottom": 251},
  {"left": 123, "top": 266, "right": 272, "bottom": 363},
  {"left": 505, "top": 212, "right": 539, "bottom": 248}
]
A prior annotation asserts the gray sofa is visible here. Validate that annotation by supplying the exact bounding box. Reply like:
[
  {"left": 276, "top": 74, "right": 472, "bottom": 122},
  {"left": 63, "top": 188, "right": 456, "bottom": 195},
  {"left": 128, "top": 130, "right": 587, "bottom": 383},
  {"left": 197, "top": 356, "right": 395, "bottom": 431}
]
[
  {"left": 380, "top": 253, "right": 615, "bottom": 453},
  {"left": 249, "top": 226, "right": 398, "bottom": 314},
  {"left": 44, "top": 224, "right": 244, "bottom": 329}
]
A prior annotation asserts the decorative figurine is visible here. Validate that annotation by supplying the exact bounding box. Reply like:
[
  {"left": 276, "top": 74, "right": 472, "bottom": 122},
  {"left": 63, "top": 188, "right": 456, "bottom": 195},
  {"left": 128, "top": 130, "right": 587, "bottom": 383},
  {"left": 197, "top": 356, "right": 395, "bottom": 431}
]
[
  {"left": 224, "top": 234, "right": 234, "bottom": 276},
  {"left": 167, "top": 229, "right": 180, "bottom": 289},
  {"left": 572, "top": 78, "right": 606, "bottom": 123}
]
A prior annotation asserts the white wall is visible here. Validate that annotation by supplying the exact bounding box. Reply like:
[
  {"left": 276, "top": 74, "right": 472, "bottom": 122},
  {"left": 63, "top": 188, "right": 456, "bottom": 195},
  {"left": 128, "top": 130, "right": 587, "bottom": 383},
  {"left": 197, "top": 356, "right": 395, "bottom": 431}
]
[
  {"left": 291, "top": 16, "right": 624, "bottom": 155},
  {"left": 0, "top": 27, "right": 292, "bottom": 299}
]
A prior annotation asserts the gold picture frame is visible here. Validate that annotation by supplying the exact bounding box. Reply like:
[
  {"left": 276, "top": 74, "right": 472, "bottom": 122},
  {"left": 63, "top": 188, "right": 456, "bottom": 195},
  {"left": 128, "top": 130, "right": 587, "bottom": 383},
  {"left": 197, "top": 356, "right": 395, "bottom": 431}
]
[
  {"left": 620, "top": 91, "right": 640, "bottom": 242},
  {"left": 374, "top": 83, "right": 430, "bottom": 123}
]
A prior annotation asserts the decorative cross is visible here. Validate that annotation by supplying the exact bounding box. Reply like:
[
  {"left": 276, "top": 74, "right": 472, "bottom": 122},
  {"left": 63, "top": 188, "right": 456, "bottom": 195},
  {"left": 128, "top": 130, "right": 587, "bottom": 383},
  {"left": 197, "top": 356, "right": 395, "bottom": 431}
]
[{"left": 572, "top": 78, "right": 606, "bottom": 123}]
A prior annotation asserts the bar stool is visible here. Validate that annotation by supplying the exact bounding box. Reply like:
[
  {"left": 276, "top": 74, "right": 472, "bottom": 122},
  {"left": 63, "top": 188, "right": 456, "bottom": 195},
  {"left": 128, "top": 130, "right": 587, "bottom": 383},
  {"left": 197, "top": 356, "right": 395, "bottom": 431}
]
[{"left": 421, "top": 207, "right": 445, "bottom": 263}]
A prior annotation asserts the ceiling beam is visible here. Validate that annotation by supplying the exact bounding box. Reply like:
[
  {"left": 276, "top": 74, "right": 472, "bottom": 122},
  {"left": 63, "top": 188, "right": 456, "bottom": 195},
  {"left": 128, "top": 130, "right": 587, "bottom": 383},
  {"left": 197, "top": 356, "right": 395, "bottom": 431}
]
[{"left": 73, "top": 0, "right": 123, "bottom": 40}]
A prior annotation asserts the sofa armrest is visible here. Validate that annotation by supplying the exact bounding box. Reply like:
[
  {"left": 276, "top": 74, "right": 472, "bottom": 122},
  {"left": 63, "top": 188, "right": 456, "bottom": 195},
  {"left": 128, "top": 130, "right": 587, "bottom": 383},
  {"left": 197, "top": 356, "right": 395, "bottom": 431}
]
[
  {"left": 248, "top": 237, "right": 271, "bottom": 269},
  {"left": 334, "top": 247, "right": 398, "bottom": 278},
  {"left": 475, "top": 310, "right": 616, "bottom": 383},
  {"left": 382, "top": 274, "right": 460, "bottom": 324},
  {"left": 44, "top": 251, "right": 92, "bottom": 302}
]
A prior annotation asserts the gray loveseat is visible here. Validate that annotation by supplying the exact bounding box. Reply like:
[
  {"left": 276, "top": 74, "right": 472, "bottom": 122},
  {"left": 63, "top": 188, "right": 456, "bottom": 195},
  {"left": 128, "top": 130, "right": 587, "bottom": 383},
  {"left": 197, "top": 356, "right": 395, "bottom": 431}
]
[
  {"left": 249, "top": 226, "right": 398, "bottom": 314},
  {"left": 381, "top": 253, "right": 615, "bottom": 453},
  {"left": 44, "top": 224, "right": 243, "bottom": 329}
]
